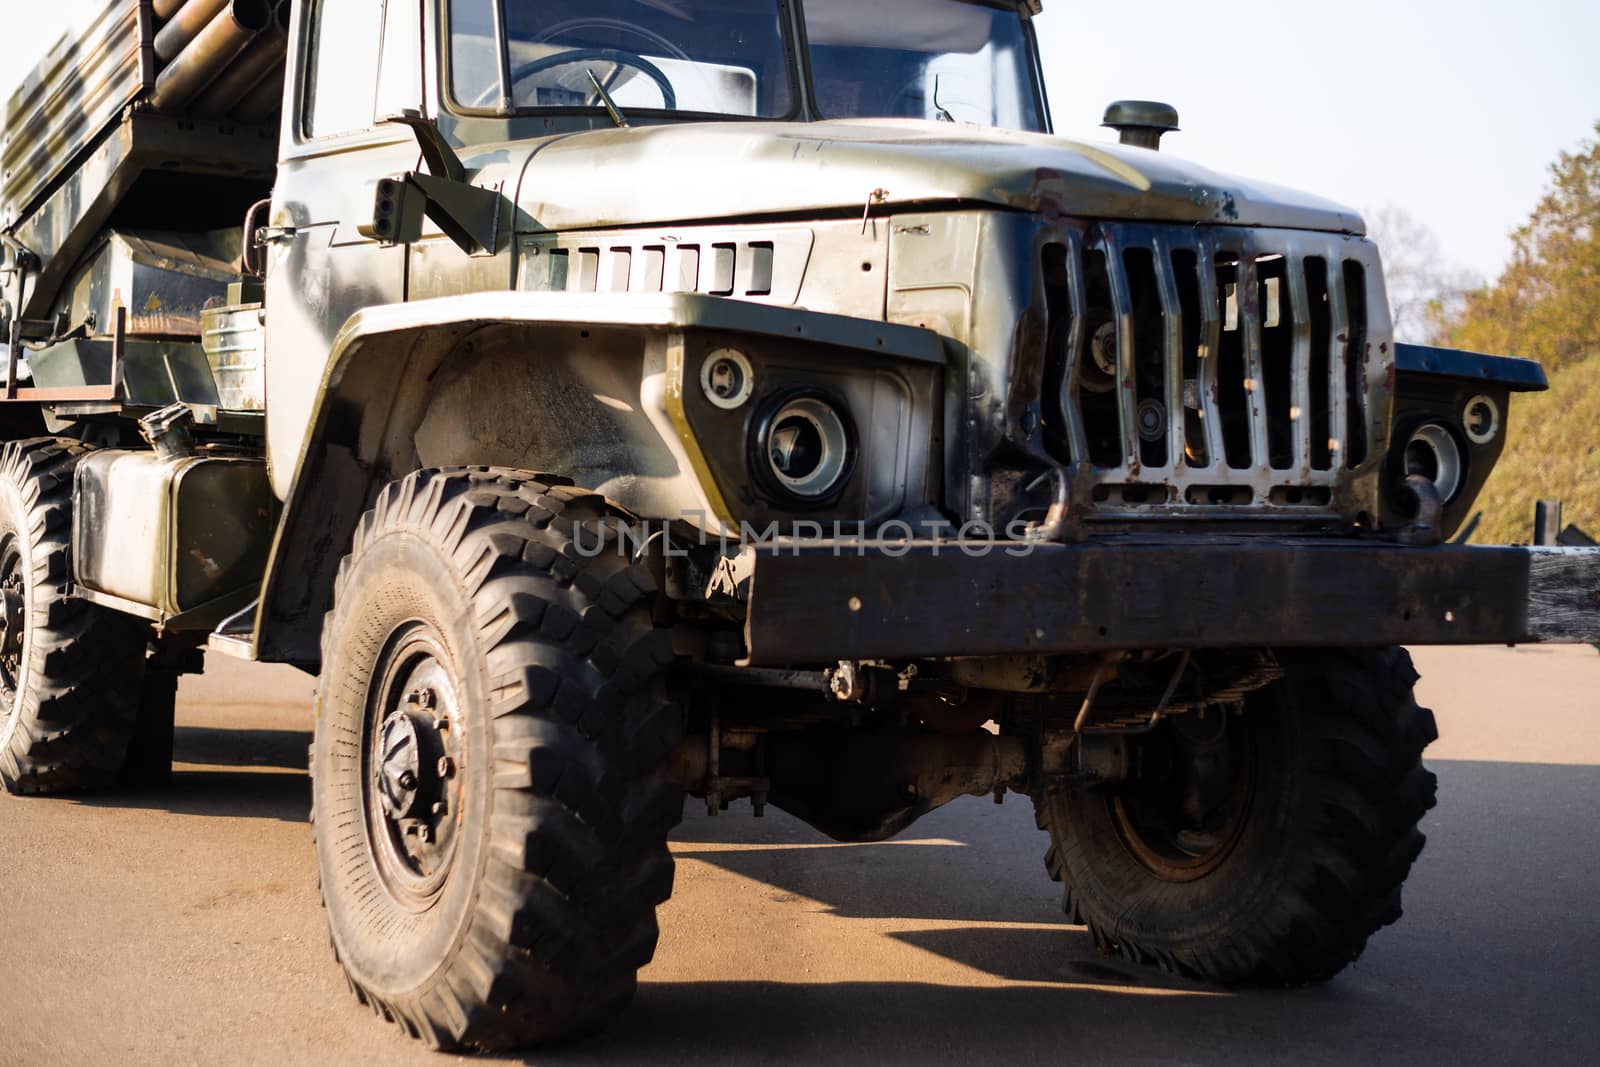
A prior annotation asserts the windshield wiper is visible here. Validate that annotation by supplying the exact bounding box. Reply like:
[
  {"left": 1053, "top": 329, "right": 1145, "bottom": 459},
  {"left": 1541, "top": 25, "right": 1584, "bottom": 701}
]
[
  {"left": 933, "top": 75, "right": 955, "bottom": 123},
  {"left": 585, "top": 68, "right": 630, "bottom": 129}
]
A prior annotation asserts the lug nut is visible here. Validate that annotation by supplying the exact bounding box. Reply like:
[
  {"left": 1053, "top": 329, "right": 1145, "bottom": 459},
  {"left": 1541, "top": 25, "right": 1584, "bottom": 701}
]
[
  {"left": 397, "top": 770, "right": 417, "bottom": 791},
  {"left": 437, "top": 756, "right": 455, "bottom": 778}
]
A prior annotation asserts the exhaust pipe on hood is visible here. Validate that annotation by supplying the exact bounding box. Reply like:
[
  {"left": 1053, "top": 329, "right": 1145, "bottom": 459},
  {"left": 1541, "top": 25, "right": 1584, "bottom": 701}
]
[{"left": 150, "top": 0, "right": 274, "bottom": 112}]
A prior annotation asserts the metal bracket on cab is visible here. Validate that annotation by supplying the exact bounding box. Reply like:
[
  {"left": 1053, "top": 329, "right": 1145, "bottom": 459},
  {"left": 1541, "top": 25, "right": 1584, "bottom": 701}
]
[
  {"left": 365, "top": 110, "right": 502, "bottom": 256},
  {"left": 361, "top": 172, "right": 502, "bottom": 257}
]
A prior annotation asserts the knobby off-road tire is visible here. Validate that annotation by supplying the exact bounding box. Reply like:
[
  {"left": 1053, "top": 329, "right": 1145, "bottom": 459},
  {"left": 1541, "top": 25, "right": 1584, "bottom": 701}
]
[
  {"left": 312, "top": 468, "right": 683, "bottom": 1051},
  {"left": 1036, "top": 648, "right": 1438, "bottom": 985},
  {"left": 0, "top": 438, "right": 151, "bottom": 795}
]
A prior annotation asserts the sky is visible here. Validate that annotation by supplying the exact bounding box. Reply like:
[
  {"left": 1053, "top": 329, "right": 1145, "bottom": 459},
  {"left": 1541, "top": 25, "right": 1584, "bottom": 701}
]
[{"left": 4, "top": 0, "right": 1597, "bottom": 282}]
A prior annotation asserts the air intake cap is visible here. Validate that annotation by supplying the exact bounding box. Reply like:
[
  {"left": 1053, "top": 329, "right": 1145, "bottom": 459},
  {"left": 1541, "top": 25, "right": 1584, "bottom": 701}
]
[{"left": 1103, "top": 100, "right": 1180, "bottom": 150}]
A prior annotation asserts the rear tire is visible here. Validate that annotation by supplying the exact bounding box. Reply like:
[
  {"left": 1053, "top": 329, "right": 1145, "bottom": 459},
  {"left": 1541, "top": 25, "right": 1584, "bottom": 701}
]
[
  {"left": 312, "top": 468, "right": 682, "bottom": 1051},
  {"left": 0, "top": 438, "right": 151, "bottom": 795},
  {"left": 1035, "top": 647, "right": 1437, "bottom": 985}
]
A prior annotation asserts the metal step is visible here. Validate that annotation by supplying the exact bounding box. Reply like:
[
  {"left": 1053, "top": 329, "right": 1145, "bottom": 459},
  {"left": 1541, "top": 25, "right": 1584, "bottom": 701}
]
[{"left": 207, "top": 599, "right": 257, "bottom": 661}]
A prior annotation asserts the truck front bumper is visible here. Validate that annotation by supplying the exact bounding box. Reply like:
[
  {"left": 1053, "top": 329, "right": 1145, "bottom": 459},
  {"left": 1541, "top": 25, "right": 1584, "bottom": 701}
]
[{"left": 740, "top": 538, "right": 1600, "bottom": 666}]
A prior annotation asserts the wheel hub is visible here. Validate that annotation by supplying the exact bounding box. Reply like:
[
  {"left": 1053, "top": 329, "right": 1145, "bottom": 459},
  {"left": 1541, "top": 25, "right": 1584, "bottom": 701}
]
[
  {"left": 1108, "top": 706, "right": 1255, "bottom": 882},
  {"left": 376, "top": 705, "right": 439, "bottom": 821},
  {"left": 364, "top": 636, "right": 466, "bottom": 904}
]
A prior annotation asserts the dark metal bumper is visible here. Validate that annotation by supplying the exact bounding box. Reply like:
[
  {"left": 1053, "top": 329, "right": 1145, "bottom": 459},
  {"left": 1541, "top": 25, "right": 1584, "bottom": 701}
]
[{"left": 740, "top": 538, "right": 1600, "bottom": 665}]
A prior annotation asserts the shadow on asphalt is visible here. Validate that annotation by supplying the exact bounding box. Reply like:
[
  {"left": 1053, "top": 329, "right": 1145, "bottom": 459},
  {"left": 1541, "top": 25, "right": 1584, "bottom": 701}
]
[
  {"left": 70, "top": 725, "right": 311, "bottom": 824},
  {"left": 174, "top": 725, "right": 310, "bottom": 772},
  {"left": 73, "top": 767, "right": 310, "bottom": 824},
  {"left": 559, "top": 980, "right": 1416, "bottom": 1066}
]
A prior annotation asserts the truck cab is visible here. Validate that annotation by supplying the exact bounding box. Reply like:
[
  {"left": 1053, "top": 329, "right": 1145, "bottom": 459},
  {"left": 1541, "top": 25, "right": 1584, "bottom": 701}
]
[{"left": 1, "top": 0, "right": 1597, "bottom": 1053}]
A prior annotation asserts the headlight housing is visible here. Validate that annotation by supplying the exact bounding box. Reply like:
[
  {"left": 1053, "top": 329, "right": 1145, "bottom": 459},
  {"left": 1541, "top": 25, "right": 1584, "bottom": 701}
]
[
  {"left": 1385, "top": 343, "right": 1546, "bottom": 540},
  {"left": 1402, "top": 423, "right": 1465, "bottom": 503},
  {"left": 752, "top": 391, "right": 855, "bottom": 506}
]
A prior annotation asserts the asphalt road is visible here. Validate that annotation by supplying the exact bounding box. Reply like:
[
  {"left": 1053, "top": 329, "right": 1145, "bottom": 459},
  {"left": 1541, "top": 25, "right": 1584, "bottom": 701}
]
[{"left": 0, "top": 646, "right": 1596, "bottom": 1066}]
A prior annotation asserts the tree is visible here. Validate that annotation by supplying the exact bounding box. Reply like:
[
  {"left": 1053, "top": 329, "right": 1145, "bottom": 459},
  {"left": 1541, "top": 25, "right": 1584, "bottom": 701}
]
[
  {"left": 1437, "top": 123, "right": 1600, "bottom": 368},
  {"left": 1366, "top": 206, "right": 1478, "bottom": 344},
  {"left": 1434, "top": 123, "right": 1600, "bottom": 543}
]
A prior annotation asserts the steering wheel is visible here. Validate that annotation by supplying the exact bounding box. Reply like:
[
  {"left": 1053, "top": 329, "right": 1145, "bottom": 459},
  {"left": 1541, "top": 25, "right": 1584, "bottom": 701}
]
[{"left": 504, "top": 48, "right": 678, "bottom": 111}]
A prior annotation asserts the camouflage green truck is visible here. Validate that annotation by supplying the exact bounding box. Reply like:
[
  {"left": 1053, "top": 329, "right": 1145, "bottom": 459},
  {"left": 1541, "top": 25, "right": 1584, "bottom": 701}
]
[{"left": 2, "top": 0, "right": 1597, "bottom": 1052}]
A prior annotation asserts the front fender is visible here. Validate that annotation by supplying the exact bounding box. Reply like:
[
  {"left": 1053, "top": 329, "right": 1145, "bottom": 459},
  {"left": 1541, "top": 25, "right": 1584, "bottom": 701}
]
[{"left": 253, "top": 291, "right": 943, "bottom": 664}]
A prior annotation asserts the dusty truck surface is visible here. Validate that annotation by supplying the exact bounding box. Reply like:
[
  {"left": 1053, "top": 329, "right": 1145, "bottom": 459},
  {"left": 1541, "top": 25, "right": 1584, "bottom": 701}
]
[{"left": 3, "top": 0, "right": 1599, "bottom": 1052}]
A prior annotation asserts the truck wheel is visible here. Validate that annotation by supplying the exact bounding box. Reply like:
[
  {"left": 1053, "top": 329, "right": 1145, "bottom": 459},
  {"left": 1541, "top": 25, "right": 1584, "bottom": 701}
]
[
  {"left": 0, "top": 438, "right": 150, "bottom": 795},
  {"left": 312, "top": 468, "right": 682, "bottom": 1050},
  {"left": 1035, "top": 647, "right": 1437, "bottom": 985}
]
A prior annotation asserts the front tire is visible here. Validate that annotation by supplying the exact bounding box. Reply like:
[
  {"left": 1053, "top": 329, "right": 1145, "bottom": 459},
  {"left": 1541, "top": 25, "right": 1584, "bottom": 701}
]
[
  {"left": 312, "top": 468, "right": 682, "bottom": 1050},
  {"left": 1035, "top": 647, "right": 1438, "bottom": 985}
]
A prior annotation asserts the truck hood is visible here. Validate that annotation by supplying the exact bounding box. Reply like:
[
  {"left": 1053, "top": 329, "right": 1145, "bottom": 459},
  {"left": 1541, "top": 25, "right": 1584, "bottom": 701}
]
[{"left": 512, "top": 119, "right": 1364, "bottom": 235}]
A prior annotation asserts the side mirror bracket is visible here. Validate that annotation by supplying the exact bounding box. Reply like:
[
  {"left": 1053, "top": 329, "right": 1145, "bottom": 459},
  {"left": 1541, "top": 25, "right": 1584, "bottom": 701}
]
[
  {"left": 364, "top": 111, "right": 502, "bottom": 256},
  {"left": 379, "top": 109, "right": 467, "bottom": 183}
]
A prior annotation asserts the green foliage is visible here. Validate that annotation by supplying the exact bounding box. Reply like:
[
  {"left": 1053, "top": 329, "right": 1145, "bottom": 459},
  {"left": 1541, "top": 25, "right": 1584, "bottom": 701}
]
[
  {"left": 1436, "top": 123, "right": 1600, "bottom": 369},
  {"left": 1470, "top": 356, "right": 1600, "bottom": 545},
  {"left": 1427, "top": 123, "right": 1600, "bottom": 543}
]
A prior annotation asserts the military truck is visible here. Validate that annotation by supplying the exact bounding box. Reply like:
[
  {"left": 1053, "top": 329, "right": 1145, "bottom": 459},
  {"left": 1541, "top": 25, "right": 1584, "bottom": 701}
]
[{"left": 2, "top": 0, "right": 1597, "bottom": 1052}]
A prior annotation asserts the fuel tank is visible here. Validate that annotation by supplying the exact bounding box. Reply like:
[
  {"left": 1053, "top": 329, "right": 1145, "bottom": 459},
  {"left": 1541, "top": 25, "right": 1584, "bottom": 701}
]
[{"left": 73, "top": 448, "right": 274, "bottom": 621}]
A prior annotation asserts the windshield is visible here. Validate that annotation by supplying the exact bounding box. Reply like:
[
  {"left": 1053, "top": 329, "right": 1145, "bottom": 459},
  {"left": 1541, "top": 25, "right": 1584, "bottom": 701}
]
[
  {"left": 447, "top": 0, "right": 1043, "bottom": 130},
  {"left": 803, "top": 0, "right": 1043, "bottom": 130},
  {"left": 449, "top": 0, "right": 797, "bottom": 118}
]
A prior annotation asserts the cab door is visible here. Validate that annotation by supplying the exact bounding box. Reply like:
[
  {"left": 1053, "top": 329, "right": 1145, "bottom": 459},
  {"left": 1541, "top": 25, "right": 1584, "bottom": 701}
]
[{"left": 262, "top": 0, "right": 423, "bottom": 499}]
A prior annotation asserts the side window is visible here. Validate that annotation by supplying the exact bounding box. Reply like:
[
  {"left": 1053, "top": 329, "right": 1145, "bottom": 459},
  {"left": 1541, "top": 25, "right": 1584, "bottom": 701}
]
[
  {"left": 303, "top": 0, "right": 386, "bottom": 138},
  {"left": 376, "top": 0, "right": 424, "bottom": 117},
  {"left": 448, "top": 0, "right": 499, "bottom": 110}
]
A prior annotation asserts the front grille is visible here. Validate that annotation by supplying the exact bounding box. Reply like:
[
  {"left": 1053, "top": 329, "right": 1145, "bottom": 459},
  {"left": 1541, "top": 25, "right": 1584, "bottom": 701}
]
[{"left": 1040, "top": 224, "right": 1387, "bottom": 514}]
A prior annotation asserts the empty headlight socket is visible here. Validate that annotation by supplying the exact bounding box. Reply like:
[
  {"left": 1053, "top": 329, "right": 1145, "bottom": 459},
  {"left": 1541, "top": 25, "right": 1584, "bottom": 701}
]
[{"left": 748, "top": 388, "right": 858, "bottom": 510}]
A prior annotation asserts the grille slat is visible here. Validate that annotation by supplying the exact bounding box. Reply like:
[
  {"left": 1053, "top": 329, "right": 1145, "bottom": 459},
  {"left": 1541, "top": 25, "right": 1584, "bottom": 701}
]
[
  {"left": 1041, "top": 224, "right": 1381, "bottom": 515},
  {"left": 1102, "top": 231, "right": 1141, "bottom": 470},
  {"left": 1286, "top": 258, "right": 1314, "bottom": 474},
  {"left": 1153, "top": 239, "right": 1186, "bottom": 474},
  {"left": 1239, "top": 256, "right": 1271, "bottom": 477},
  {"left": 1326, "top": 261, "right": 1352, "bottom": 471},
  {"left": 1061, "top": 232, "right": 1092, "bottom": 467},
  {"left": 1194, "top": 243, "right": 1229, "bottom": 473}
]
